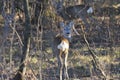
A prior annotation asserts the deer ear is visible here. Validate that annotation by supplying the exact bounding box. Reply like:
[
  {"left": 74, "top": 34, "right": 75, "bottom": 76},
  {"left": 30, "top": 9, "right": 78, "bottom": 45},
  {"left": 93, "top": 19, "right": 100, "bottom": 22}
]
[
  {"left": 69, "top": 21, "right": 74, "bottom": 28},
  {"left": 60, "top": 22, "right": 65, "bottom": 28}
]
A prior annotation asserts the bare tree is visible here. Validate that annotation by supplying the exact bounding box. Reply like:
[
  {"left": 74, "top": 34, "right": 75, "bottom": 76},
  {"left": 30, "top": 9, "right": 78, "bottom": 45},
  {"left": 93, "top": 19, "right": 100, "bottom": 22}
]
[{"left": 13, "top": 0, "right": 31, "bottom": 80}]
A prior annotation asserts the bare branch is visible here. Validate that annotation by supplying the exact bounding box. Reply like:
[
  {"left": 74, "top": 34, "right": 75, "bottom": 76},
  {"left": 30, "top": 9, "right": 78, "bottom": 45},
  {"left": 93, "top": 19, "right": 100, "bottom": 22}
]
[{"left": 80, "top": 21, "right": 107, "bottom": 79}]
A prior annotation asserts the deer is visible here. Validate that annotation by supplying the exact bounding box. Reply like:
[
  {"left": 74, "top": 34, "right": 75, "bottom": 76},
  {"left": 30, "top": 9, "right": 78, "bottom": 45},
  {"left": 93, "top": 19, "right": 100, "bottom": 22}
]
[
  {"left": 52, "top": 20, "right": 82, "bottom": 80},
  {"left": 54, "top": 35, "right": 69, "bottom": 80},
  {"left": 52, "top": 21, "right": 77, "bottom": 80},
  {"left": 52, "top": 21, "right": 81, "bottom": 80},
  {"left": 53, "top": 0, "right": 93, "bottom": 29},
  {"left": 14, "top": 11, "right": 25, "bottom": 22}
]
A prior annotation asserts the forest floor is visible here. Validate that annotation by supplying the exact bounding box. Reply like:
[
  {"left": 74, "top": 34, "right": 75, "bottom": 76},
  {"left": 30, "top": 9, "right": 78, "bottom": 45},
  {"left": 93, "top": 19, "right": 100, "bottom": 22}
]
[
  {"left": 0, "top": 14, "right": 120, "bottom": 80},
  {"left": 40, "top": 30, "right": 120, "bottom": 80}
]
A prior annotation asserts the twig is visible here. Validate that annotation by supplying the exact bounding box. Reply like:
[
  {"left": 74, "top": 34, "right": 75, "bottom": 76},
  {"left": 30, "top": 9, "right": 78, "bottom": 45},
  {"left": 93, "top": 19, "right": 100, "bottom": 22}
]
[{"left": 10, "top": 25, "right": 23, "bottom": 46}]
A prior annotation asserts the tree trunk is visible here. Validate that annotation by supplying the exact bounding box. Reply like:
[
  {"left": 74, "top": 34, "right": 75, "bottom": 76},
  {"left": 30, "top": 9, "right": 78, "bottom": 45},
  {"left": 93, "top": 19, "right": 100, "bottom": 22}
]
[{"left": 12, "top": 0, "right": 31, "bottom": 80}]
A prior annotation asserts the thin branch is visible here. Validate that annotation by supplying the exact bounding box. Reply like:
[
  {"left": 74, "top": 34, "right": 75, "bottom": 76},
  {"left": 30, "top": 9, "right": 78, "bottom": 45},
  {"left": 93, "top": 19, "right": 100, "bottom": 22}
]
[
  {"left": 73, "top": 25, "right": 80, "bottom": 35},
  {"left": 10, "top": 25, "right": 23, "bottom": 46}
]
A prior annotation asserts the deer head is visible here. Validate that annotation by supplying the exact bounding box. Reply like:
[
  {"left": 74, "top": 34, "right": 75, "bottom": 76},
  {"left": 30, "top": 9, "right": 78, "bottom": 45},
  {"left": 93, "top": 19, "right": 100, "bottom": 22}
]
[
  {"left": 14, "top": 12, "right": 25, "bottom": 22},
  {"left": 59, "top": 21, "right": 74, "bottom": 42}
]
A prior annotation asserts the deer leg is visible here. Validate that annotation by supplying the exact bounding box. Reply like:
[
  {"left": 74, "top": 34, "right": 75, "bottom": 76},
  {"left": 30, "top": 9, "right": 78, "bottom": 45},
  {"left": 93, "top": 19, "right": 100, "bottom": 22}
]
[
  {"left": 62, "top": 51, "right": 69, "bottom": 80},
  {"left": 60, "top": 57, "right": 63, "bottom": 80},
  {"left": 57, "top": 51, "right": 63, "bottom": 80},
  {"left": 64, "top": 52, "right": 69, "bottom": 79}
]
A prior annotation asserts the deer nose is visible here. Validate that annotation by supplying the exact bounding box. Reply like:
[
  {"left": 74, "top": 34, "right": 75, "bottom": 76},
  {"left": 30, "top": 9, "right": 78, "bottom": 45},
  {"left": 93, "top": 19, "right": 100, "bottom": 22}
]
[{"left": 66, "top": 32, "right": 70, "bottom": 34}]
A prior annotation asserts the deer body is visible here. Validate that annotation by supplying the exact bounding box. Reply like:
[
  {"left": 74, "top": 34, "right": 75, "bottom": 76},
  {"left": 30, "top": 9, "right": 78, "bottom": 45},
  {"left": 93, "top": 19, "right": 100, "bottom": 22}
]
[
  {"left": 55, "top": 2, "right": 93, "bottom": 28},
  {"left": 57, "top": 5, "right": 92, "bottom": 20},
  {"left": 54, "top": 35, "right": 69, "bottom": 80}
]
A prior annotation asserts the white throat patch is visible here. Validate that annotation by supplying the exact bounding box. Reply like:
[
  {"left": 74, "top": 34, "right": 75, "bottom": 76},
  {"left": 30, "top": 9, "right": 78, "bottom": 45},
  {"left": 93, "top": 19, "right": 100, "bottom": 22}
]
[{"left": 57, "top": 41, "right": 69, "bottom": 51}]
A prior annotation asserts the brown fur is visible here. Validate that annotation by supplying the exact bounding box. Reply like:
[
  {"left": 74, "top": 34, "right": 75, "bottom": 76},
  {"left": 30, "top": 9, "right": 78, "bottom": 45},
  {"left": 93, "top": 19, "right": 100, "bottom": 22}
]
[
  {"left": 55, "top": 36, "right": 69, "bottom": 47},
  {"left": 53, "top": 35, "right": 69, "bottom": 80}
]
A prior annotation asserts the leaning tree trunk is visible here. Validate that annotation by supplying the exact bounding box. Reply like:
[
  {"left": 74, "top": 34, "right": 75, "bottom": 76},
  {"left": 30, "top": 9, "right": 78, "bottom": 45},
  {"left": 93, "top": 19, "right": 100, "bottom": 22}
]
[{"left": 13, "top": 0, "right": 31, "bottom": 80}]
